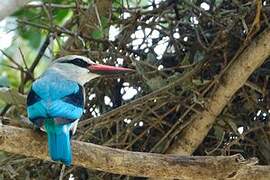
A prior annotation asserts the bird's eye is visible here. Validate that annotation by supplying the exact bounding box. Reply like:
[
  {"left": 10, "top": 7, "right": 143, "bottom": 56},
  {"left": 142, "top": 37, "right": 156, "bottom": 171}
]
[{"left": 60, "top": 58, "right": 89, "bottom": 68}]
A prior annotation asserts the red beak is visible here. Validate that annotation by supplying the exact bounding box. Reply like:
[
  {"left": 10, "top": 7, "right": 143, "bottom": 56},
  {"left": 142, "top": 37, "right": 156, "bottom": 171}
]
[{"left": 88, "top": 64, "right": 135, "bottom": 75}]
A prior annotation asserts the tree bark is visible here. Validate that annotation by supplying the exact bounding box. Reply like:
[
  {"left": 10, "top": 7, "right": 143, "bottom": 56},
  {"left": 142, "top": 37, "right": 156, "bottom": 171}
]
[
  {"left": 1, "top": 125, "right": 270, "bottom": 179},
  {"left": 166, "top": 28, "right": 270, "bottom": 155},
  {"left": 0, "top": 0, "right": 31, "bottom": 21}
]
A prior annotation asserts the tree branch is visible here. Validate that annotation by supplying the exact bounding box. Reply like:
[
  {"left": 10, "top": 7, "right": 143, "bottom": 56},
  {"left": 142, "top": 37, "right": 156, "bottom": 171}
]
[
  {"left": 166, "top": 28, "right": 270, "bottom": 155},
  {"left": 0, "top": 0, "right": 31, "bottom": 21},
  {"left": 60, "top": 0, "right": 112, "bottom": 55},
  {"left": 0, "top": 125, "right": 269, "bottom": 179}
]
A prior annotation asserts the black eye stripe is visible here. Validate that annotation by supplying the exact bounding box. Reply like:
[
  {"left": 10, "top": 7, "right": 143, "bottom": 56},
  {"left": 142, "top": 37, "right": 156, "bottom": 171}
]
[{"left": 60, "top": 58, "right": 89, "bottom": 68}]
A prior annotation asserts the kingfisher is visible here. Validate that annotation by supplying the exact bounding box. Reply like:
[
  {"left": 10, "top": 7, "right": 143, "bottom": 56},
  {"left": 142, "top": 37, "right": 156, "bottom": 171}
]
[{"left": 26, "top": 55, "right": 133, "bottom": 165}]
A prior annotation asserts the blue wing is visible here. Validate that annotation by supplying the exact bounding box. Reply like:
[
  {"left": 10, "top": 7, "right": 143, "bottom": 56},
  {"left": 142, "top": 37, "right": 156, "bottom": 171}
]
[{"left": 27, "top": 71, "right": 85, "bottom": 127}]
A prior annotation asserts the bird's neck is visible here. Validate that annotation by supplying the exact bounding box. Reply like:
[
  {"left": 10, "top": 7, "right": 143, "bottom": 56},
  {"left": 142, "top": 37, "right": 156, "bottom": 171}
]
[
  {"left": 45, "top": 66, "right": 84, "bottom": 85},
  {"left": 42, "top": 68, "right": 70, "bottom": 81}
]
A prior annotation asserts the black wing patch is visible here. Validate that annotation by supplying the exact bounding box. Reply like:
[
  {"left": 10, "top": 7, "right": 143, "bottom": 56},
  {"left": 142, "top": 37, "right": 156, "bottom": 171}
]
[
  {"left": 29, "top": 116, "right": 45, "bottom": 127},
  {"left": 54, "top": 118, "right": 78, "bottom": 125},
  {"left": 27, "top": 88, "right": 41, "bottom": 106},
  {"left": 61, "top": 84, "right": 84, "bottom": 108}
]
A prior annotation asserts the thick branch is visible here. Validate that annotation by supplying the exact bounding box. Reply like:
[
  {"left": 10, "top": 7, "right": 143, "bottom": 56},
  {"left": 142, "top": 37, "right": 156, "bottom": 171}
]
[
  {"left": 167, "top": 29, "right": 270, "bottom": 155},
  {"left": 0, "top": 125, "right": 269, "bottom": 179},
  {"left": 0, "top": 0, "right": 31, "bottom": 21}
]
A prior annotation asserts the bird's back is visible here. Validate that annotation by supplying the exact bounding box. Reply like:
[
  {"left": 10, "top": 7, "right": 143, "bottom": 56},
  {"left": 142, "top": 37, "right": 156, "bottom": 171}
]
[{"left": 27, "top": 69, "right": 84, "bottom": 127}]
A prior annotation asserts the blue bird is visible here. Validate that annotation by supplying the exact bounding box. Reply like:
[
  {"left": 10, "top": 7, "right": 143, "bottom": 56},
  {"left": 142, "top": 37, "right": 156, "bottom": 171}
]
[{"left": 26, "top": 55, "right": 133, "bottom": 165}]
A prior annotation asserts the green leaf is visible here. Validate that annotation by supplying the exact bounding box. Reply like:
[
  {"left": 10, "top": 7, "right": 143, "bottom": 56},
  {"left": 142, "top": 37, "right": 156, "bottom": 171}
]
[
  {"left": 20, "top": 29, "right": 42, "bottom": 48},
  {"left": 54, "top": 9, "right": 71, "bottom": 23},
  {"left": 0, "top": 87, "right": 26, "bottom": 105},
  {"left": 91, "top": 29, "right": 104, "bottom": 39},
  {"left": 215, "top": 0, "right": 223, "bottom": 7},
  {"left": 0, "top": 74, "right": 9, "bottom": 87},
  {"left": 100, "top": 16, "right": 109, "bottom": 28},
  {"left": 113, "top": 0, "right": 122, "bottom": 9},
  {"left": 12, "top": 8, "right": 38, "bottom": 18},
  {"left": 30, "top": 31, "right": 42, "bottom": 48}
]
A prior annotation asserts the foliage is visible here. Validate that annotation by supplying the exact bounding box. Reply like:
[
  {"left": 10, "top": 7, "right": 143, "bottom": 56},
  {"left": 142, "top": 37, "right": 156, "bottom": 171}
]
[{"left": 1, "top": 0, "right": 270, "bottom": 179}]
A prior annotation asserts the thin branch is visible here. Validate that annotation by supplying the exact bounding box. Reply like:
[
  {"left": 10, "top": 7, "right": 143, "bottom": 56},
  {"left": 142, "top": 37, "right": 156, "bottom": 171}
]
[
  {"left": 79, "top": 61, "right": 203, "bottom": 128},
  {"left": 25, "top": 2, "right": 88, "bottom": 9}
]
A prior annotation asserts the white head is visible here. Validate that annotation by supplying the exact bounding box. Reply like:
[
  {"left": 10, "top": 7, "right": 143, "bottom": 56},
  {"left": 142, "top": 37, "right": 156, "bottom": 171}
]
[{"left": 48, "top": 55, "right": 134, "bottom": 85}]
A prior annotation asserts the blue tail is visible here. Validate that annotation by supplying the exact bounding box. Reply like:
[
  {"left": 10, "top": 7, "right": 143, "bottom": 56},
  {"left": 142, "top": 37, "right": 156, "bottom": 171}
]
[{"left": 45, "top": 119, "right": 72, "bottom": 166}]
